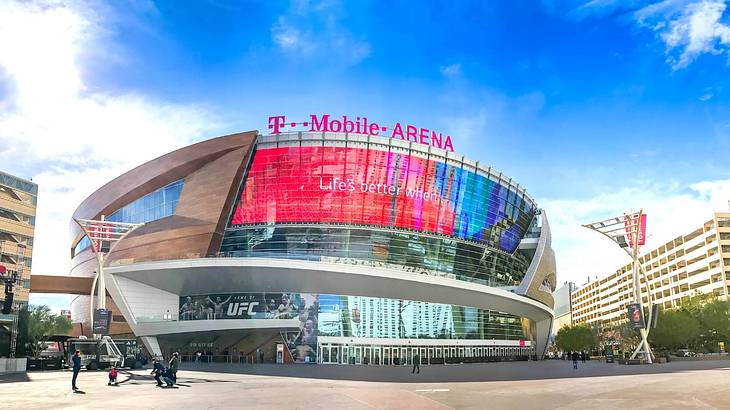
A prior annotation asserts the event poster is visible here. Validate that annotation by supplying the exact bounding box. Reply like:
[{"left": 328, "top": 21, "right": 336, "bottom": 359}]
[
  {"left": 179, "top": 293, "right": 320, "bottom": 363},
  {"left": 230, "top": 146, "right": 534, "bottom": 253},
  {"left": 179, "top": 293, "right": 300, "bottom": 320}
]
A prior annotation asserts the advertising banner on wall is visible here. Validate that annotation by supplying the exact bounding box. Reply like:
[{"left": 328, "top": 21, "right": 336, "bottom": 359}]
[
  {"left": 179, "top": 293, "right": 302, "bottom": 320},
  {"left": 179, "top": 292, "right": 320, "bottom": 363},
  {"left": 626, "top": 303, "right": 645, "bottom": 329}
]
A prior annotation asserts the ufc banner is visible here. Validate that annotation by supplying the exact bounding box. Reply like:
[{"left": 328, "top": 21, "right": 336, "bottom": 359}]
[{"left": 178, "top": 293, "right": 303, "bottom": 320}]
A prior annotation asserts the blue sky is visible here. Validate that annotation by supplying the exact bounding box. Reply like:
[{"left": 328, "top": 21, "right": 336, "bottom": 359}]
[{"left": 1, "top": 0, "right": 730, "bottom": 312}]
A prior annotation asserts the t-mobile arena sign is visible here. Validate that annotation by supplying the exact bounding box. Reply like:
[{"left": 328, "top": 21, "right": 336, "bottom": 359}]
[{"left": 268, "top": 114, "right": 455, "bottom": 152}]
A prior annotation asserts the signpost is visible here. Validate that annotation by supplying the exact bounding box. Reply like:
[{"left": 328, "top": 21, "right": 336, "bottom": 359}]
[
  {"left": 605, "top": 348, "right": 615, "bottom": 363},
  {"left": 74, "top": 217, "right": 143, "bottom": 339},
  {"left": 583, "top": 210, "right": 654, "bottom": 364},
  {"left": 626, "top": 303, "right": 645, "bottom": 329},
  {"left": 92, "top": 308, "right": 112, "bottom": 335}
]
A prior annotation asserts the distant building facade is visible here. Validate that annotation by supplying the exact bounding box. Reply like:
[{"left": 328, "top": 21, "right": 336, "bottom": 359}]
[
  {"left": 552, "top": 282, "right": 575, "bottom": 333},
  {"left": 0, "top": 170, "right": 37, "bottom": 357},
  {"left": 573, "top": 212, "right": 730, "bottom": 327}
]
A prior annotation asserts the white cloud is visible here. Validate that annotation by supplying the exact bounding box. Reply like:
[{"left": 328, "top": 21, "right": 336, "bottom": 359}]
[
  {"left": 272, "top": 16, "right": 303, "bottom": 48},
  {"left": 0, "top": 1, "right": 221, "bottom": 277},
  {"left": 543, "top": 179, "right": 730, "bottom": 287},
  {"left": 636, "top": 0, "right": 730, "bottom": 69},
  {"left": 270, "top": 0, "right": 371, "bottom": 64},
  {"left": 440, "top": 63, "right": 462, "bottom": 78}
]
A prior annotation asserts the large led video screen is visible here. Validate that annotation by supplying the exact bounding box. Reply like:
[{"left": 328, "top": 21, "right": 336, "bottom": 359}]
[{"left": 230, "top": 146, "right": 535, "bottom": 252}]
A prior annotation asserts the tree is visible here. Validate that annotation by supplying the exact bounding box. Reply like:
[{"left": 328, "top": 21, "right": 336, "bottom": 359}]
[
  {"left": 692, "top": 299, "right": 730, "bottom": 352},
  {"left": 554, "top": 325, "right": 596, "bottom": 352},
  {"left": 26, "top": 305, "right": 72, "bottom": 357},
  {"left": 673, "top": 293, "right": 730, "bottom": 352},
  {"left": 648, "top": 309, "right": 699, "bottom": 353}
]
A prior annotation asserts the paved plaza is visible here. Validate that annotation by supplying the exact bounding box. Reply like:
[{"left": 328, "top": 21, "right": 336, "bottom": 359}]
[{"left": 1, "top": 360, "right": 729, "bottom": 409}]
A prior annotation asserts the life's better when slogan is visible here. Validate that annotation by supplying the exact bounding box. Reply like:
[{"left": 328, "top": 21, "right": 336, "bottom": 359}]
[{"left": 320, "top": 176, "right": 442, "bottom": 203}]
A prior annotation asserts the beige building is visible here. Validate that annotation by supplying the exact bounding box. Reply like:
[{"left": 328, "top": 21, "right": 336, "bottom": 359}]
[
  {"left": 0, "top": 170, "right": 37, "bottom": 357},
  {"left": 573, "top": 212, "right": 730, "bottom": 327}
]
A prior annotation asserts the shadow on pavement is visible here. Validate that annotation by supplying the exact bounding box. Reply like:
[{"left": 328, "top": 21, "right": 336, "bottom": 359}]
[
  {"left": 178, "top": 359, "right": 730, "bottom": 383},
  {"left": 0, "top": 373, "right": 31, "bottom": 383}
]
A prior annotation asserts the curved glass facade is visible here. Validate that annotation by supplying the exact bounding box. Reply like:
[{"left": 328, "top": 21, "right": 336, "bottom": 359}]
[
  {"left": 221, "top": 226, "right": 530, "bottom": 287},
  {"left": 174, "top": 291, "right": 530, "bottom": 364},
  {"left": 222, "top": 133, "right": 536, "bottom": 288},
  {"left": 72, "top": 180, "right": 184, "bottom": 256}
]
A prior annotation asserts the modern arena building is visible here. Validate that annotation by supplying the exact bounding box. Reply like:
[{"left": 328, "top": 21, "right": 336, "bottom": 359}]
[{"left": 68, "top": 128, "right": 556, "bottom": 365}]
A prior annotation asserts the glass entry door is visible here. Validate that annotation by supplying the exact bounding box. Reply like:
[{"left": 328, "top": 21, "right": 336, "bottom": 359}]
[{"left": 363, "top": 347, "right": 371, "bottom": 365}]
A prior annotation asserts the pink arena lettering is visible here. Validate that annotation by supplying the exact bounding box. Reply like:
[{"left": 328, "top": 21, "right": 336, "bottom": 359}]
[{"left": 267, "top": 114, "right": 456, "bottom": 152}]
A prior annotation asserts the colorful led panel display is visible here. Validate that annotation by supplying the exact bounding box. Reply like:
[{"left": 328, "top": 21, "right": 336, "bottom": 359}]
[{"left": 230, "top": 146, "right": 535, "bottom": 252}]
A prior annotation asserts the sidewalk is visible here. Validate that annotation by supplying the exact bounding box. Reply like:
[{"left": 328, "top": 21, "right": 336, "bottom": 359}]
[{"left": 178, "top": 358, "right": 730, "bottom": 383}]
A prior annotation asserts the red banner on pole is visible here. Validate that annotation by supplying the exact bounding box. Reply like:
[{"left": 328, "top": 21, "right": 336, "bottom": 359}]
[{"left": 624, "top": 213, "right": 646, "bottom": 247}]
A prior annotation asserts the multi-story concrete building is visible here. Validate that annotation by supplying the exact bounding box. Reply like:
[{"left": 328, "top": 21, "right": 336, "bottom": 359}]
[
  {"left": 552, "top": 282, "right": 575, "bottom": 333},
  {"left": 0, "top": 170, "right": 37, "bottom": 357},
  {"left": 573, "top": 212, "right": 730, "bottom": 327}
]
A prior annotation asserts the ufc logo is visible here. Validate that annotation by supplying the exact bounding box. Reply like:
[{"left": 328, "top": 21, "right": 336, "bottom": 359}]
[{"left": 226, "top": 302, "right": 259, "bottom": 316}]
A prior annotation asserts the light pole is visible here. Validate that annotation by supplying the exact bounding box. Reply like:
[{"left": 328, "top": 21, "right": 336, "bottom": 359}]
[
  {"left": 583, "top": 210, "right": 654, "bottom": 363},
  {"left": 74, "top": 217, "right": 143, "bottom": 338}
]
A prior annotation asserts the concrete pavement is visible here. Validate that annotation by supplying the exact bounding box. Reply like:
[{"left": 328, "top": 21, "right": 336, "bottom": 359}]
[{"left": 1, "top": 359, "right": 728, "bottom": 409}]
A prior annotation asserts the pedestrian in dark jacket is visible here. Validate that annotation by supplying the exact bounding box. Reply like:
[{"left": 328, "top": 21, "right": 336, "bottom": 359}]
[
  {"left": 71, "top": 350, "right": 81, "bottom": 391},
  {"left": 581, "top": 351, "right": 586, "bottom": 363},
  {"left": 151, "top": 359, "right": 165, "bottom": 386},
  {"left": 412, "top": 353, "right": 420, "bottom": 374},
  {"left": 571, "top": 351, "right": 579, "bottom": 369}
]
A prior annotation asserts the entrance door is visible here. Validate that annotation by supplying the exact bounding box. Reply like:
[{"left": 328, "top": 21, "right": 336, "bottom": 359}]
[
  {"left": 428, "top": 348, "right": 434, "bottom": 365},
  {"left": 419, "top": 348, "right": 427, "bottom": 365},
  {"left": 363, "top": 347, "right": 371, "bottom": 365},
  {"left": 354, "top": 346, "right": 362, "bottom": 365},
  {"left": 383, "top": 347, "right": 391, "bottom": 365},
  {"left": 373, "top": 346, "right": 381, "bottom": 365},
  {"left": 401, "top": 348, "right": 408, "bottom": 365},
  {"left": 331, "top": 346, "right": 340, "bottom": 364},
  {"left": 341, "top": 345, "right": 350, "bottom": 364}
]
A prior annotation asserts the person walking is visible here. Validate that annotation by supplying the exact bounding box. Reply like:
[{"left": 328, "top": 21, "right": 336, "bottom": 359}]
[
  {"left": 71, "top": 350, "right": 81, "bottom": 392},
  {"left": 412, "top": 352, "right": 420, "bottom": 374},
  {"left": 571, "top": 351, "right": 579, "bottom": 369},
  {"left": 581, "top": 351, "right": 586, "bottom": 363},
  {"left": 169, "top": 352, "right": 179, "bottom": 382}
]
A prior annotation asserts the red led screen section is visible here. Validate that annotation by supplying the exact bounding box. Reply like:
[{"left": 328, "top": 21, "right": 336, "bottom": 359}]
[{"left": 230, "top": 146, "right": 533, "bottom": 252}]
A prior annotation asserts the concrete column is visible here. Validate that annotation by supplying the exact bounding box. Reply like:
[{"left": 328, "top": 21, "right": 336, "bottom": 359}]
[
  {"left": 140, "top": 336, "right": 163, "bottom": 359},
  {"left": 535, "top": 317, "right": 552, "bottom": 359}
]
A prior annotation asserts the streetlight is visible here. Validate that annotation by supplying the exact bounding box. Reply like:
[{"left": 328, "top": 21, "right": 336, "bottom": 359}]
[
  {"left": 583, "top": 210, "right": 654, "bottom": 363},
  {"left": 74, "top": 216, "right": 143, "bottom": 338}
]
